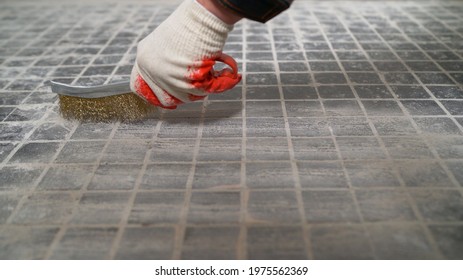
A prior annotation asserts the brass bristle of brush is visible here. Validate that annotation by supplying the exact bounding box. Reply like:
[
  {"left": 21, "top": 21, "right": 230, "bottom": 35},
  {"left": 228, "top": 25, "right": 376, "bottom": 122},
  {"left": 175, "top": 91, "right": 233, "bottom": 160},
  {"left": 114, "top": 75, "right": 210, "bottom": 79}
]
[{"left": 58, "top": 92, "right": 157, "bottom": 123}]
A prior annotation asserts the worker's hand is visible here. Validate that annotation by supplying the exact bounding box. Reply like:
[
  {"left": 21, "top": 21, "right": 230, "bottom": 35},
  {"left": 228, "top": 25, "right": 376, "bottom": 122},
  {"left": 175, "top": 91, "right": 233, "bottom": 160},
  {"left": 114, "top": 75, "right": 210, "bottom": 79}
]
[{"left": 130, "top": 0, "right": 241, "bottom": 109}]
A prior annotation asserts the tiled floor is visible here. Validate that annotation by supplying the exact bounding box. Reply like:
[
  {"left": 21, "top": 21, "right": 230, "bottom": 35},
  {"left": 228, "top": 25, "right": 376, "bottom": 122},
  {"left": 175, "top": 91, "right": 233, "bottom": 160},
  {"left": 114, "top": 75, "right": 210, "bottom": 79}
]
[{"left": 1, "top": 0, "right": 463, "bottom": 259}]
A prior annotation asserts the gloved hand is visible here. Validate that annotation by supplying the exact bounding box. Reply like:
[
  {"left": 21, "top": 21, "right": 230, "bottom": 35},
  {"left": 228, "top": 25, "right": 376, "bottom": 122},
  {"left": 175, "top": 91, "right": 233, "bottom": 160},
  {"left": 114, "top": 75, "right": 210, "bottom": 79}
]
[{"left": 130, "top": 0, "right": 242, "bottom": 109}]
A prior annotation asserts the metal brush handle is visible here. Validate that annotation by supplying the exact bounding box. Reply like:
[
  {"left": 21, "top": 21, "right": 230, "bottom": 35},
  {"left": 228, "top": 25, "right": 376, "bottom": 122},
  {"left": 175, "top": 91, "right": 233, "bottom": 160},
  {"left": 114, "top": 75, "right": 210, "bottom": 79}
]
[{"left": 49, "top": 80, "right": 132, "bottom": 98}]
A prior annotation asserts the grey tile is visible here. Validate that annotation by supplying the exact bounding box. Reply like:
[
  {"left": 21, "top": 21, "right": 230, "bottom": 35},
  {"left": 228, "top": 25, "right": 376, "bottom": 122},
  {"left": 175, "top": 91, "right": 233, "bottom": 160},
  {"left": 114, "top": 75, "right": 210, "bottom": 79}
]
[
  {"left": 246, "top": 62, "right": 275, "bottom": 72},
  {"left": 101, "top": 140, "right": 148, "bottom": 163},
  {"left": 50, "top": 66, "right": 84, "bottom": 77},
  {"left": 247, "top": 226, "right": 307, "bottom": 259},
  {"left": 246, "top": 43, "right": 272, "bottom": 52},
  {"left": 198, "top": 138, "right": 242, "bottom": 162},
  {"left": 430, "top": 136, "right": 463, "bottom": 159},
  {"left": 204, "top": 102, "right": 242, "bottom": 118},
  {"left": 11, "top": 193, "right": 76, "bottom": 225},
  {"left": 0, "top": 193, "right": 21, "bottom": 223},
  {"left": 280, "top": 73, "right": 312, "bottom": 85},
  {"left": 246, "top": 118, "right": 286, "bottom": 137},
  {"left": 397, "top": 161, "right": 454, "bottom": 188},
  {"left": 38, "top": 165, "right": 94, "bottom": 191},
  {"left": 279, "top": 62, "right": 309, "bottom": 72},
  {"left": 71, "top": 192, "right": 130, "bottom": 225},
  {"left": 30, "top": 123, "right": 73, "bottom": 141},
  {"left": 356, "top": 189, "right": 416, "bottom": 222},
  {"left": 246, "top": 73, "right": 278, "bottom": 86},
  {"left": 0, "top": 143, "right": 16, "bottom": 162},
  {"left": 449, "top": 73, "right": 463, "bottom": 84},
  {"left": 0, "top": 92, "right": 31, "bottom": 106},
  {"left": 382, "top": 137, "right": 434, "bottom": 159},
  {"left": 347, "top": 72, "right": 383, "bottom": 84},
  {"left": 362, "top": 100, "right": 404, "bottom": 116},
  {"left": 9, "top": 142, "right": 60, "bottom": 164},
  {"left": 248, "top": 191, "right": 300, "bottom": 223},
  {"left": 129, "top": 192, "right": 184, "bottom": 224},
  {"left": 140, "top": 163, "right": 190, "bottom": 190},
  {"left": 282, "top": 86, "right": 318, "bottom": 100},
  {"left": 0, "top": 166, "right": 43, "bottom": 191},
  {"left": 345, "top": 161, "right": 401, "bottom": 188},
  {"left": 247, "top": 162, "right": 294, "bottom": 189},
  {"left": 246, "top": 137, "right": 290, "bottom": 161},
  {"left": 318, "top": 85, "right": 355, "bottom": 99},
  {"left": 292, "top": 138, "right": 338, "bottom": 161},
  {"left": 374, "top": 61, "right": 408, "bottom": 71},
  {"left": 401, "top": 100, "right": 446, "bottom": 116},
  {"left": 411, "top": 190, "right": 463, "bottom": 222},
  {"left": 0, "top": 123, "right": 35, "bottom": 141},
  {"left": 288, "top": 118, "right": 331, "bottom": 137},
  {"left": 337, "top": 137, "right": 386, "bottom": 160},
  {"left": 429, "top": 225, "right": 463, "bottom": 260},
  {"left": 306, "top": 51, "right": 335, "bottom": 60},
  {"left": 310, "top": 61, "right": 341, "bottom": 72},
  {"left": 202, "top": 118, "right": 243, "bottom": 138},
  {"left": 384, "top": 72, "right": 419, "bottom": 85},
  {"left": 367, "top": 224, "right": 435, "bottom": 259},
  {"left": 88, "top": 164, "right": 141, "bottom": 190},
  {"left": 193, "top": 163, "right": 241, "bottom": 189},
  {"left": 336, "top": 50, "right": 367, "bottom": 60},
  {"left": 0, "top": 106, "right": 15, "bottom": 121},
  {"left": 416, "top": 72, "right": 455, "bottom": 85},
  {"left": 414, "top": 117, "right": 462, "bottom": 135},
  {"left": 371, "top": 117, "right": 416, "bottom": 137},
  {"left": 188, "top": 191, "right": 240, "bottom": 224},
  {"left": 285, "top": 101, "right": 324, "bottom": 117},
  {"left": 323, "top": 100, "right": 364, "bottom": 116},
  {"left": 246, "top": 52, "right": 274, "bottom": 61},
  {"left": 390, "top": 85, "right": 430, "bottom": 99},
  {"left": 55, "top": 141, "right": 106, "bottom": 163},
  {"left": 246, "top": 86, "right": 280, "bottom": 99},
  {"left": 298, "top": 161, "right": 348, "bottom": 189},
  {"left": 182, "top": 227, "right": 239, "bottom": 259},
  {"left": 440, "top": 101, "right": 463, "bottom": 116},
  {"left": 406, "top": 61, "right": 440, "bottom": 71},
  {"left": 158, "top": 119, "right": 200, "bottom": 138},
  {"left": 113, "top": 121, "right": 157, "bottom": 139},
  {"left": 277, "top": 52, "right": 305, "bottom": 61},
  {"left": 70, "top": 123, "right": 113, "bottom": 140},
  {"left": 354, "top": 85, "right": 393, "bottom": 99},
  {"left": 310, "top": 225, "right": 373, "bottom": 260},
  {"left": 341, "top": 61, "right": 374, "bottom": 71},
  {"left": 302, "top": 190, "right": 360, "bottom": 223},
  {"left": 116, "top": 227, "right": 174, "bottom": 260},
  {"left": 246, "top": 101, "right": 283, "bottom": 118},
  {"left": 446, "top": 161, "right": 463, "bottom": 187},
  {"left": 427, "top": 86, "right": 463, "bottom": 99},
  {"left": 314, "top": 73, "right": 347, "bottom": 84},
  {"left": 367, "top": 51, "right": 397, "bottom": 60},
  {"left": 329, "top": 117, "right": 373, "bottom": 136},
  {"left": 50, "top": 227, "right": 117, "bottom": 259},
  {"left": 0, "top": 227, "right": 59, "bottom": 259}
]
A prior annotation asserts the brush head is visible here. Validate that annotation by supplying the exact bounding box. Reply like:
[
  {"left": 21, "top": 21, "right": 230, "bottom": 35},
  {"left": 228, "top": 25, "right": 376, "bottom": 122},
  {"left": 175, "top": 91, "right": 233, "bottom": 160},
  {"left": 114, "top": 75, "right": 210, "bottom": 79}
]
[{"left": 58, "top": 92, "right": 157, "bottom": 122}]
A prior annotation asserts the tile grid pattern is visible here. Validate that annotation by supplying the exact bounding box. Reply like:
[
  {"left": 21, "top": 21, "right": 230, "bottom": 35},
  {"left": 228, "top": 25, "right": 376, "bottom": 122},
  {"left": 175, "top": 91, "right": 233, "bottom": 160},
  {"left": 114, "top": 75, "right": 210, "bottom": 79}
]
[{"left": 0, "top": 1, "right": 463, "bottom": 259}]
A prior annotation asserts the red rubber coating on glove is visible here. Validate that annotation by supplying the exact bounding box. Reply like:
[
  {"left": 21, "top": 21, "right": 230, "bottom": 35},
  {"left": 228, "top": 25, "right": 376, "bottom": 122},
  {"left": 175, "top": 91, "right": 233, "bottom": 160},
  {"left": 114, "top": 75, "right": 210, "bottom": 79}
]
[{"left": 189, "top": 53, "right": 242, "bottom": 93}]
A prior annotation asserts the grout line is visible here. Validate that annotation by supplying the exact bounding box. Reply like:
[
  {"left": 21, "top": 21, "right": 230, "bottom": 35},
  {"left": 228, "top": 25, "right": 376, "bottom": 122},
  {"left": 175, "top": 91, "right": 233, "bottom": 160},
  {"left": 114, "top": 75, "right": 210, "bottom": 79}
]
[
  {"left": 170, "top": 101, "right": 207, "bottom": 260},
  {"left": 268, "top": 15, "right": 314, "bottom": 260},
  {"left": 104, "top": 7, "right": 162, "bottom": 260},
  {"left": 108, "top": 120, "right": 162, "bottom": 259},
  {"left": 237, "top": 20, "right": 248, "bottom": 260},
  {"left": 311, "top": 6, "right": 378, "bottom": 259},
  {"left": 42, "top": 6, "right": 142, "bottom": 259},
  {"left": 354, "top": 3, "right": 452, "bottom": 259}
]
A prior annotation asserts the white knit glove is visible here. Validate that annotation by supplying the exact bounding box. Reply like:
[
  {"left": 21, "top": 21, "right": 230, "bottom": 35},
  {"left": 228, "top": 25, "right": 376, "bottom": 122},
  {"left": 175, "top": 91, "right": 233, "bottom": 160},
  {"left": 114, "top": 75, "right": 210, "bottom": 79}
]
[{"left": 130, "top": 0, "right": 241, "bottom": 109}]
